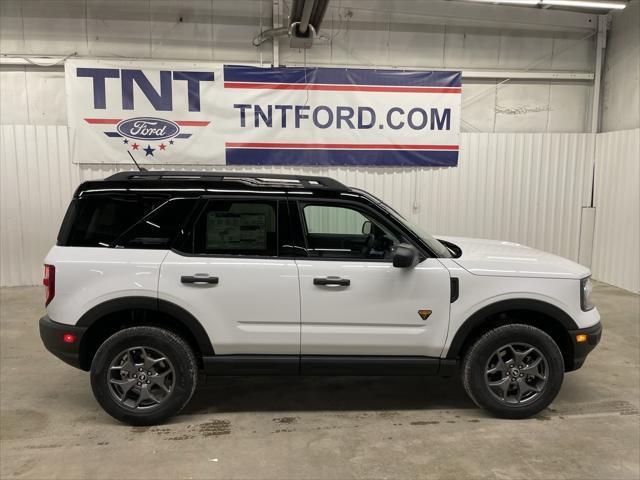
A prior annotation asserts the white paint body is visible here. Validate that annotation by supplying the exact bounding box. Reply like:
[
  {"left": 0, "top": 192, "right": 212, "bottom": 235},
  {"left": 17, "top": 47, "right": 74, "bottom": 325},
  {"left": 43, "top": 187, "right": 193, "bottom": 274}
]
[
  {"left": 297, "top": 258, "right": 451, "bottom": 357},
  {"left": 45, "top": 233, "right": 600, "bottom": 357},
  {"left": 158, "top": 251, "right": 301, "bottom": 355},
  {"left": 45, "top": 246, "right": 166, "bottom": 326}
]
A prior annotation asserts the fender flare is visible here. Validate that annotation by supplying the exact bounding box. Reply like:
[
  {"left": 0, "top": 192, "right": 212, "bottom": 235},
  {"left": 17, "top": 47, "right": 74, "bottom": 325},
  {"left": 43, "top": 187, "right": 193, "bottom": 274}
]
[
  {"left": 76, "top": 296, "right": 215, "bottom": 356},
  {"left": 445, "top": 299, "right": 578, "bottom": 360}
]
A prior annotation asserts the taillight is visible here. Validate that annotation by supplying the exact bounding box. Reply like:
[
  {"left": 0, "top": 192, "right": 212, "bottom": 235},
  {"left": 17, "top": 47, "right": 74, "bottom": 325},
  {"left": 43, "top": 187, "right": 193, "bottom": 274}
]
[{"left": 43, "top": 264, "right": 55, "bottom": 306}]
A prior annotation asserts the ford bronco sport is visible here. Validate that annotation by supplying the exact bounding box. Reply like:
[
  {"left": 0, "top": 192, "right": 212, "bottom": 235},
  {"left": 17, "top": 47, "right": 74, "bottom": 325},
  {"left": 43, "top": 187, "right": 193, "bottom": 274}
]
[{"left": 39, "top": 171, "right": 602, "bottom": 425}]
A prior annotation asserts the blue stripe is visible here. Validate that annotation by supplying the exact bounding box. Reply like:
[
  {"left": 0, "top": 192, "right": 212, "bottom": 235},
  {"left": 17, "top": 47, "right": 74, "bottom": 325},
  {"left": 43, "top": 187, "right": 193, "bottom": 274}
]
[
  {"left": 224, "top": 65, "right": 461, "bottom": 88},
  {"left": 226, "top": 148, "right": 458, "bottom": 167},
  {"left": 104, "top": 132, "right": 122, "bottom": 137},
  {"left": 175, "top": 133, "right": 192, "bottom": 139}
]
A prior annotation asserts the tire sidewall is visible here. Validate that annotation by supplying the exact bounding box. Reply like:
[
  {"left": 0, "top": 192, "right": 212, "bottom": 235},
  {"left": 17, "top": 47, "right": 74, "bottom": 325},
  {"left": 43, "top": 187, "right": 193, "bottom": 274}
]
[
  {"left": 90, "top": 327, "right": 197, "bottom": 425},
  {"left": 464, "top": 325, "right": 564, "bottom": 419}
]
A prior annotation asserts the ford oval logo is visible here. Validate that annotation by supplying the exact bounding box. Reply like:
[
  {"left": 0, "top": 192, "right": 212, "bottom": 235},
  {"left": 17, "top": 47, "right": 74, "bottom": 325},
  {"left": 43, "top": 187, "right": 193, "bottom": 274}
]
[{"left": 117, "top": 117, "right": 179, "bottom": 141}]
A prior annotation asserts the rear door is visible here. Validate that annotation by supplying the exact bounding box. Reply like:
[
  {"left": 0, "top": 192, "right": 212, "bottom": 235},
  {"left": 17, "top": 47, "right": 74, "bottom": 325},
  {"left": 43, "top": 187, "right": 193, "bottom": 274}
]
[
  {"left": 158, "top": 196, "right": 301, "bottom": 355},
  {"left": 293, "top": 199, "right": 451, "bottom": 357}
]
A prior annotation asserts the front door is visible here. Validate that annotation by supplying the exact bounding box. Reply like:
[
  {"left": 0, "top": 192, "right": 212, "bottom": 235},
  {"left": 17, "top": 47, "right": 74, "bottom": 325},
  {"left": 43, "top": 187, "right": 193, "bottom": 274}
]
[
  {"left": 294, "top": 201, "right": 451, "bottom": 357},
  {"left": 158, "top": 197, "right": 300, "bottom": 355}
]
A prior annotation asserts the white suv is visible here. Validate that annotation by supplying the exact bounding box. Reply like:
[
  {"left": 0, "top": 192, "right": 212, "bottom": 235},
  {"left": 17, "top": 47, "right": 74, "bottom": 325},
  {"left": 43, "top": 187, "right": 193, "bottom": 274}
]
[{"left": 39, "top": 171, "right": 602, "bottom": 425}]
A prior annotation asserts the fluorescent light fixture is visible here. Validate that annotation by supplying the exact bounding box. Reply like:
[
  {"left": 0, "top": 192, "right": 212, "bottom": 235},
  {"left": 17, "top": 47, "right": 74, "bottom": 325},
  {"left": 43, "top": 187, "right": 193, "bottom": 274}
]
[
  {"left": 465, "top": 0, "right": 627, "bottom": 7},
  {"left": 464, "top": 0, "right": 541, "bottom": 4},
  {"left": 541, "top": 0, "right": 627, "bottom": 8}
]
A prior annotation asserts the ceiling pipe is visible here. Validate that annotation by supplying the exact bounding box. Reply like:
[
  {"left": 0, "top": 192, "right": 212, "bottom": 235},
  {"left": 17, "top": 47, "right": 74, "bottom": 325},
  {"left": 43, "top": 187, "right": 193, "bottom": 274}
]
[
  {"left": 252, "top": 0, "right": 329, "bottom": 49},
  {"left": 252, "top": 26, "right": 289, "bottom": 47},
  {"left": 309, "top": 0, "right": 330, "bottom": 31},
  {"left": 297, "top": 0, "right": 315, "bottom": 34},
  {"left": 291, "top": 0, "right": 328, "bottom": 48}
]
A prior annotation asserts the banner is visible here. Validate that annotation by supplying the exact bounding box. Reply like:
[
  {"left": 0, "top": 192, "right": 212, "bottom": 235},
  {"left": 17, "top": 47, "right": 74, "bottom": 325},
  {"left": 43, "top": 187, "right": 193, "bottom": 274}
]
[{"left": 66, "top": 59, "right": 461, "bottom": 166}]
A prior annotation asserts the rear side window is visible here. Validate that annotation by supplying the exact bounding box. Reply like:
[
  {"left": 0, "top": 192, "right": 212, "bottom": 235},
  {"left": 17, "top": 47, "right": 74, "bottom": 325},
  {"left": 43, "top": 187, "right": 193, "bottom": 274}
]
[
  {"left": 62, "top": 194, "right": 169, "bottom": 247},
  {"left": 179, "top": 199, "right": 278, "bottom": 256},
  {"left": 115, "top": 198, "right": 198, "bottom": 249}
]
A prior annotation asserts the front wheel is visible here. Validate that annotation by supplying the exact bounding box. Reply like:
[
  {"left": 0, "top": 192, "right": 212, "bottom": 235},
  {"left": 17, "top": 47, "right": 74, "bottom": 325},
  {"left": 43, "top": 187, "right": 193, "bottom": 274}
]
[
  {"left": 90, "top": 326, "right": 198, "bottom": 426},
  {"left": 462, "top": 324, "right": 564, "bottom": 419}
]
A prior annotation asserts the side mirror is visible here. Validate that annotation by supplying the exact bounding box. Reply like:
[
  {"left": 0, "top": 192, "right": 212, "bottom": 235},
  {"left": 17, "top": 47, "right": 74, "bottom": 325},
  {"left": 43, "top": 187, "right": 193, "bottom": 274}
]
[
  {"left": 393, "top": 244, "right": 419, "bottom": 268},
  {"left": 361, "top": 220, "right": 372, "bottom": 235}
]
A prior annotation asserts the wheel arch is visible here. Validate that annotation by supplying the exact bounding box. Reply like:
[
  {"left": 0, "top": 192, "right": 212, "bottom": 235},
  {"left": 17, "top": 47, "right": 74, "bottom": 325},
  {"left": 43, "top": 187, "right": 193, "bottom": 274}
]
[
  {"left": 76, "top": 296, "right": 214, "bottom": 371},
  {"left": 446, "top": 299, "right": 577, "bottom": 370}
]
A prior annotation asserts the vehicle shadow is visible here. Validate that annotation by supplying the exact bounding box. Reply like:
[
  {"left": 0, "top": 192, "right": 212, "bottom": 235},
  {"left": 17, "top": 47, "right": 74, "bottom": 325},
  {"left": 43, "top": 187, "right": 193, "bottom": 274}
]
[{"left": 181, "top": 375, "right": 476, "bottom": 415}]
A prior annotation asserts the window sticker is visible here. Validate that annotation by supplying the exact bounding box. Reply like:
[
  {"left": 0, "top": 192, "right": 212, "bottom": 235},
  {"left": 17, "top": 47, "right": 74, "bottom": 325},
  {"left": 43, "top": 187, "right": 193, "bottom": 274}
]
[{"left": 206, "top": 212, "right": 267, "bottom": 250}]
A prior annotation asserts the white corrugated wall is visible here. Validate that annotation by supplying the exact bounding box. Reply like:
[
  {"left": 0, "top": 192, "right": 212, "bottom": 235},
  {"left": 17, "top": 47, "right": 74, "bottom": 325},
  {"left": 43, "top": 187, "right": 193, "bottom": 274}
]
[
  {"left": 591, "top": 128, "right": 640, "bottom": 293},
  {"left": 0, "top": 125, "right": 80, "bottom": 287},
  {"left": 1, "top": 127, "right": 600, "bottom": 287}
]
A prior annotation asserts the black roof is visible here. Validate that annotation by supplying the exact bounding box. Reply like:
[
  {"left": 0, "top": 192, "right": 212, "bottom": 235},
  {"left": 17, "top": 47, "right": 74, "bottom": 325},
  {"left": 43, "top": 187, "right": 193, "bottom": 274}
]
[
  {"left": 105, "top": 170, "right": 346, "bottom": 189},
  {"left": 76, "top": 170, "right": 350, "bottom": 196}
]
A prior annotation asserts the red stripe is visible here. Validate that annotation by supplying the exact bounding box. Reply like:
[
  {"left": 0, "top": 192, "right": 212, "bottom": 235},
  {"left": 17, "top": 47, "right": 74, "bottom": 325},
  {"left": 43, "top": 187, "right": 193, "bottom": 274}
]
[
  {"left": 225, "top": 142, "right": 459, "bottom": 150},
  {"left": 84, "top": 118, "right": 210, "bottom": 126},
  {"left": 224, "top": 82, "right": 461, "bottom": 94},
  {"left": 84, "top": 118, "right": 121, "bottom": 124},
  {"left": 175, "top": 120, "right": 210, "bottom": 126}
]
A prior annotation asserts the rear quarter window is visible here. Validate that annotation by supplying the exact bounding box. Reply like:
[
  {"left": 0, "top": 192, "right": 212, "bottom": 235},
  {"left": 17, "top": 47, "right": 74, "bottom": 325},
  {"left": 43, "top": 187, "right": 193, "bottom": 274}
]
[
  {"left": 115, "top": 198, "right": 198, "bottom": 249},
  {"left": 60, "top": 193, "right": 170, "bottom": 247}
]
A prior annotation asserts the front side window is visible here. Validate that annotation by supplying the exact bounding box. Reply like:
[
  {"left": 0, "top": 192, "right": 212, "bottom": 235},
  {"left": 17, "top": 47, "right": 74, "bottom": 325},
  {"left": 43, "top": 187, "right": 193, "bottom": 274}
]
[
  {"left": 301, "top": 203, "right": 403, "bottom": 260},
  {"left": 185, "top": 199, "right": 278, "bottom": 256}
]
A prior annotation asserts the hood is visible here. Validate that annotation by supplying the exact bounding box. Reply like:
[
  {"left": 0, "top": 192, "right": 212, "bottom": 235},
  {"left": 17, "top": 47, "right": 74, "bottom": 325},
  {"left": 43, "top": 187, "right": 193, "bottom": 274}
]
[{"left": 437, "top": 235, "right": 590, "bottom": 280}]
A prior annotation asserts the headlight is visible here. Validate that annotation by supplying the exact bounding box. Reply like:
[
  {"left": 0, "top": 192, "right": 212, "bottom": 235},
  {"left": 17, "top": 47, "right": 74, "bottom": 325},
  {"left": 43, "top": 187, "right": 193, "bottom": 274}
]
[{"left": 581, "top": 276, "right": 594, "bottom": 311}]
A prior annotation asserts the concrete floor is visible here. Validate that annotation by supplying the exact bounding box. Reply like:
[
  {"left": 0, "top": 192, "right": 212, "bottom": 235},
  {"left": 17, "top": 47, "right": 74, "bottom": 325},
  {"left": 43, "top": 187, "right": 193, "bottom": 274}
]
[{"left": 0, "top": 282, "right": 638, "bottom": 480}]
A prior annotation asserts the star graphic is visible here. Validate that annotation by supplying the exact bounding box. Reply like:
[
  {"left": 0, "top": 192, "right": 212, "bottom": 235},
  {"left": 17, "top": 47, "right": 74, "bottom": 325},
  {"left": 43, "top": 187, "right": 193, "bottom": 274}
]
[
  {"left": 169, "top": 140, "right": 174, "bottom": 145},
  {"left": 143, "top": 145, "right": 155, "bottom": 156},
  {"left": 159, "top": 143, "right": 166, "bottom": 151},
  {"left": 123, "top": 139, "right": 128, "bottom": 144},
  {"left": 131, "top": 143, "right": 139, "bottom": 150}
]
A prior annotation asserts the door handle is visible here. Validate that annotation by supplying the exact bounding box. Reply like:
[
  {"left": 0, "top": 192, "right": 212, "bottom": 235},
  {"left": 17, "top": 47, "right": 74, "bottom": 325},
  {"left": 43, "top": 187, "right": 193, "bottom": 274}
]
[
  {"left": 313, "top": 276, "right": 350, "bottom": 287},
  {"left": 181, "top": 275, "right": 219, "bottom": 285}
]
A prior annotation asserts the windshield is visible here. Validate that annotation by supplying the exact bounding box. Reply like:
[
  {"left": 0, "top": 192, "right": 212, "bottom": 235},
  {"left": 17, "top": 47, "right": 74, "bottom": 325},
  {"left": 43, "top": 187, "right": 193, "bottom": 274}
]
[{"left": 377, "top": 202, "right": 452, "bottom": 258}]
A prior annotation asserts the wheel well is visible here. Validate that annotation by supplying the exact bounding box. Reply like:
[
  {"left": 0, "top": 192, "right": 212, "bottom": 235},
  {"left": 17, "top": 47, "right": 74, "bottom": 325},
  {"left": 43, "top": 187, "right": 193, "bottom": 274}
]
[
  {"left": 455, "top": 309, "right": 574, "bottom": 371},
  {"left": 79, "top": 308, "right": 205, "bottom": 371}
]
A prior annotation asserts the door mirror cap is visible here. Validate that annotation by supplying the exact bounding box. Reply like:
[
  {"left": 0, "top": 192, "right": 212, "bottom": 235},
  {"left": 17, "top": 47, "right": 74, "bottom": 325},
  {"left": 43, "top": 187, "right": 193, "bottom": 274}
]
[
  {"left": 361, "top": 220, "right": 372, "bottom": 235},
  {"left": 393, "top": 244, "right": 419, "bottom": 268}
]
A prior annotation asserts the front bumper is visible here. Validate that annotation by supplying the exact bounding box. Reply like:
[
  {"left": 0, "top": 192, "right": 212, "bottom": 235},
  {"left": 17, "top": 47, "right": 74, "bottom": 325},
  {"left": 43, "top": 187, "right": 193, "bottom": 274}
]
[
  {"left": 567, "top": 321, "right": 602, "bottom": 371},
  {"left": 39, "top": 315, "right": 87, "bottom": 370}
]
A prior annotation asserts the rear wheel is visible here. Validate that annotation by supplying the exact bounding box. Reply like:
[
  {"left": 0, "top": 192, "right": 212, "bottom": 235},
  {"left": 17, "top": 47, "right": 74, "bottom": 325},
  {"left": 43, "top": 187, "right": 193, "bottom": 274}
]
[
  {"left": 462, "top": 324, "right": 564, "bottom": 419},
  {"left": 90, "top": 326, "right": 197, "bottom": 426}
]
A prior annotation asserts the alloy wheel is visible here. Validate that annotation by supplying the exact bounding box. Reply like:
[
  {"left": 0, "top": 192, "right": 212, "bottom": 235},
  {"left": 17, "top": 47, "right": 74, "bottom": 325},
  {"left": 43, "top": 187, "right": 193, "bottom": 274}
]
[
  {"left": 107, "top": 346, "right": 175, "bottom": 410},
  {"left": 484, "top": 342, "right": 549, "bottom": 405}
]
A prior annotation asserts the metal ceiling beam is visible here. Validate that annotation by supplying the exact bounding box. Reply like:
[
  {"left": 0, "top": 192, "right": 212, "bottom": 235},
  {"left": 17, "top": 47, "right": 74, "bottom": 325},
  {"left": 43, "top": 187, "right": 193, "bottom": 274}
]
[
  {"left": 0, "top": 56, "right": 596, "bottom": 82},
  {"left": 272, "top": 0, "right": 281, "bottom": 66},
  {"left": 590, "top": 15, "right": 608, "bottom": 132}
]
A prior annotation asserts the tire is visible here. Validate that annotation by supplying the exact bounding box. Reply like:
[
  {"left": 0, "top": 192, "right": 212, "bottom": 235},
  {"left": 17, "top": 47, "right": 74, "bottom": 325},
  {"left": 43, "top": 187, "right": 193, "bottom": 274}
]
[
  {"left": 90, "top": 326, "right": 198, "bottom": 426},
  {"left": 461, "top": 324, "right": 564, "bottom": 419}
]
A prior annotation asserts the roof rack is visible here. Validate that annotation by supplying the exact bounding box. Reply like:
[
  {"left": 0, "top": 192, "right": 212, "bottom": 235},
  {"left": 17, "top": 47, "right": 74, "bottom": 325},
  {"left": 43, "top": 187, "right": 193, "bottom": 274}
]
[{"left": 104, "top": 170, "right": 347, "bottom": 190}]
